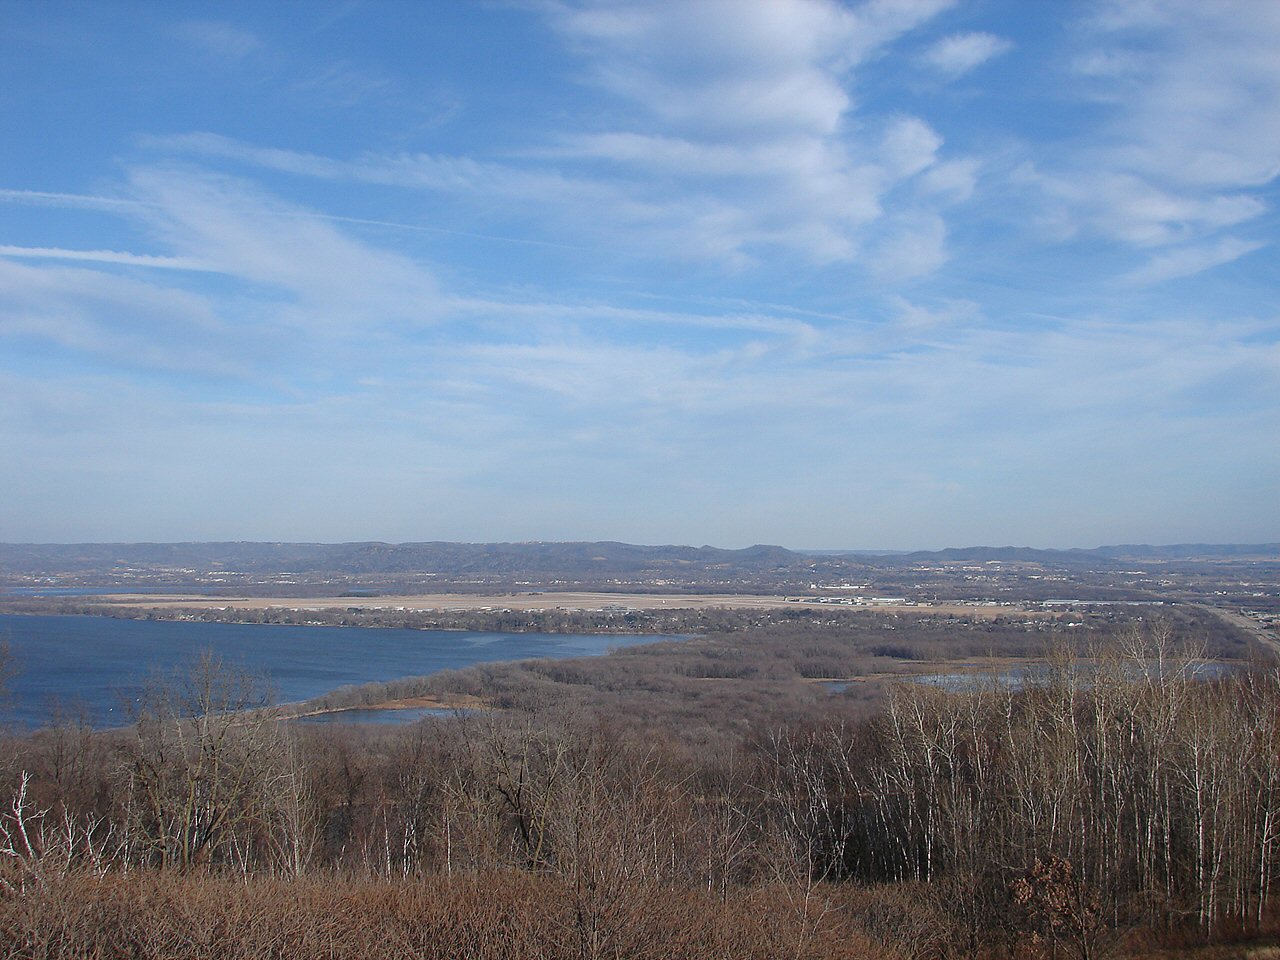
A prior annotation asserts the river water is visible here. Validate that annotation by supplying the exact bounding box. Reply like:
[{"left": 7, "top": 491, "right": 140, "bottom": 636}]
[{"left": 0, "top": 614, "right": 675, "bottom": 730}]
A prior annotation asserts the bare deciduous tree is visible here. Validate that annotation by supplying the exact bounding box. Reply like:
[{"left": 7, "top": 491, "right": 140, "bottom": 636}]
[{"left": 119, "top": 652, "right": 286, "bottom": 870}]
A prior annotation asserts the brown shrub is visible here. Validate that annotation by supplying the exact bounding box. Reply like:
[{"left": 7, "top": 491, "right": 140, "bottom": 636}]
[{"left": 0, "top": 870, "right": 913, "bottom": 960}]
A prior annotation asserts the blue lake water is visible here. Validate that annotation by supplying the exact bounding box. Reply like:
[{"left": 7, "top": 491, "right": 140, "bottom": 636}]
[{"left": 0, "top": 614, "right": 675, "bottom": 730}]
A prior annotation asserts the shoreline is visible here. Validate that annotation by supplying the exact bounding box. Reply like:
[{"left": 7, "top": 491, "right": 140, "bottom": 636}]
[{"left": 274, "top": 693, "right": 488, "bottom": 721}]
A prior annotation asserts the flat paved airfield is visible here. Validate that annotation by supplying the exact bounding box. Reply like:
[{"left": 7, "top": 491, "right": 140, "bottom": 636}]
[{"left": 96, "top": 593, "right": 1036, "bottom": 618}]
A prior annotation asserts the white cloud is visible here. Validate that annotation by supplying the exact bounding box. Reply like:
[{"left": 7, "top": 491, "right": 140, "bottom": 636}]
[
  {"left": 921, "top": 31, "right": 1012, "bottom": 77},
  {"left": 0, "top": 258, "right": 248, "bottom": 377},
  {"left": 1081, "top": 1, "right": 1280, "bottom": 188},
  {"left": 1025, "top": 166, "right": 1266, "bottom": 247},
  {"left": 869, "top": 212, "right": 947, "bottom": 280},
  {"left": 125, "top": 167, "right": 445, "bottom": 331},
  {"left": 888, "top": 295, "right": 980, "bottom": 329},
  {"left": 542, "top": 0, "right": 963, "bottom": 265},
  {"left": 6, "top": 2, "right": 1279, "bottom": 545},
  {"left": 1023, "top": 1, "right": 1280, "bottom": 280},
  {"left": 1122, "top": 237, "right": 1265, "bottom": 286},
  {"left": 152, "top": 121, "right": 944, "bottom": 267},
  {"left": 1070, "top": 49, "right": 1140, "bottom": 79},
  {"left": 0, "top": 245, "right": 214, "bottom": 271},
  {"left": 436, "top": 301, "right": 1279, "bottom": 489},
  {"left": 147, "top": 1, "right": 969, "bottom": 273},
  {"left": 0, "top": 188, "right": 143, "bottom": 213},
  {"left": 175, "top": 20, "right": 264, "bottom": 62},
  {"left": 0, "top": 167, "right": 470, "bottom": 395},
  {"left": 0, "top": 181, "right": 575, "bottom": 252},
  {"left": 917, "top": 158, "right": 978, "bottom": 202},
  {"left": 553, "top": 0, "right": 872, "bottom": 136},
  {"left": 879, "top": 116, "right": 943, "bottom": 179},
  {"left": 287, "top": 62, "right": 398, "bottom": 109},
  {"left": 5, "top": 164, "right": 1275, "bottom": 543}
]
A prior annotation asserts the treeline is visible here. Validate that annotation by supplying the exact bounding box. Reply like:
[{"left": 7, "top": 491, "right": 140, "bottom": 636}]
[
  {"left": 3, "top": 600, "right": 1250, "bottom": 656},
  {"left": 772, "top": 651, "right": 1280, "bottom": 952},
  {"left": 1, "top": 627, "right": 1278, "bottom": 957}
]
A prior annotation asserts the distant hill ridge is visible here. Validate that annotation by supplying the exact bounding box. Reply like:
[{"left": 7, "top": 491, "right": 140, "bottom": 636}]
[
  {"left": 890, "top": 543, "right": 1280, "bottom": 563},
  {"left": 0, "top": 540, "right": 805, "bottom": 577},
  {"left": 1, "top": 540, "right": 1277, "bottom": 578}
]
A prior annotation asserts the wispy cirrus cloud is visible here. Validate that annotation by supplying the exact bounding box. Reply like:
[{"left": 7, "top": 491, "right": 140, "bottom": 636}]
[
  {"left": 1121, "top": 237, "right": 1265, "bottom": 286},
  {"left": 4, "top": 1, "right": 1278, "bottom": 545},
  {"left": 0, "top": 257, "right": 248, "bottom": 377},
  {"left": 1022, "top": 166, "right": 1266, "bottom": 247},
  {"left": 0, "top": 188, "right": 142, "bottom": 213},
  {"left": 174, "top": 20, "right": 264, "bottom": 62},
  {"left": 0, "top": 245, "right": 214, "bottom": 271},
  {"left": 124, "top": 167, "right": 446, "bottom": 331},
  {"left": 920, "top": 31, "right": 1012, "bottom": 77},
  {"left": 145, "top": 1, "right": 970, "bottom": 272},
  {"left": 0, "top": 183, "right": 574, "bottom": 251},
  {"left": 0, "top": 166, "right": 455, "bottom": 386},
  {"left": 550, "top": 0, "right": 950, "bottom": 135},
  {"left": 3, "top": 157, "right": 1275, "bottom": 543},
  {"left": 9, "top": 153, "right": 1265, "bottom": 447},
  {"left": 1019, "top": 1, "right": 1279, "bottom": 282},
  {"left": 1079, "top": 0, "right": 1280, "bottom": 189},
  {"left": 541, "top": 0, "right": 965, "bottom": 268}
]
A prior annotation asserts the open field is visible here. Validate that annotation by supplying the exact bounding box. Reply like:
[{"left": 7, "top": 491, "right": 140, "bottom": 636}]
[{"left": 92, "top": 591, "right": 1052, "bottom": 618}]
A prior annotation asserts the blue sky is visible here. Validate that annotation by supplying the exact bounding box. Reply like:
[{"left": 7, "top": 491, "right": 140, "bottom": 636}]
[{"left": 1, "top": 0, "right": 1277, "bottom": 549}]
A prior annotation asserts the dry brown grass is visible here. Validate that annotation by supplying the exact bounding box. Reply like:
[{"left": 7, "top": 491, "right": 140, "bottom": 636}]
[{"left": 0, "top": 871, "right": 906, "bottom": 960}]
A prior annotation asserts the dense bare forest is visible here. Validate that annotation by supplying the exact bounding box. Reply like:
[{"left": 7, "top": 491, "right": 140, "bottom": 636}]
[{"left": 0, "top": 619, "right": 1277, "bottom": 959}]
